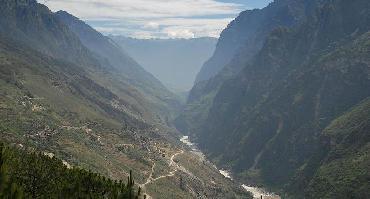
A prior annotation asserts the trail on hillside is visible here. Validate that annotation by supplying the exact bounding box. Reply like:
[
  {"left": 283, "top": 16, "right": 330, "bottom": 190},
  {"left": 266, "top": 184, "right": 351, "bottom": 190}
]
[{"left": 140, "top": 150, "right": 184, "bottom": 188}]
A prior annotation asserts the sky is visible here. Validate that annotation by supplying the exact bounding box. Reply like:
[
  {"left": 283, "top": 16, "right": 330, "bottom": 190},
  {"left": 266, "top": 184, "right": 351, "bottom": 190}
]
[{"left": 43, "top": 0, "right": 273, "bottom": 39}]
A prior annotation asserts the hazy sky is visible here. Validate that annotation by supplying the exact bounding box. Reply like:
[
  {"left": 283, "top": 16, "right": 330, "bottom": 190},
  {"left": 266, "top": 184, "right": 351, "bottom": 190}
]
[{"left": 43, "top": 0, "right": 273, "bottom": 39}]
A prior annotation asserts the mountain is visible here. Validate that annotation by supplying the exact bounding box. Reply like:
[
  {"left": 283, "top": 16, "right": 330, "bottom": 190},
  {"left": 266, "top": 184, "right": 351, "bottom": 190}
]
[
  {"left": 175, "top": 0, "right": 313, "bottom": 135},
  {"left": 176, "top": 0, "right": 370, "bottom": 197},
  {"left": 0, "top": 0, "right": 162, "bottom": 125},
  {"left": 0, "top": 0, "right": 154, "bottom": 182},
  {"left": 194, "top": 0, "right": 311, "bottom": 83},
  {"left": 0, "top": 0, "right": 250, "bottom": 198},
  {"left": 55, "top": 11, "right": 181, "bottom": 123},
  {"left": 0, "top": 0, "right": 94, "bottom": 65},
  {"left": 111, "top": 36, "right": 217, "bottom": 92}
]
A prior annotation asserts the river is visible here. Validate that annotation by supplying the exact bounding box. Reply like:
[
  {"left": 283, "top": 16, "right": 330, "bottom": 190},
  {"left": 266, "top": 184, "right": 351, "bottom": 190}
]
[{"left": 180, "top": 136, "right": 280, "bottom": 199}]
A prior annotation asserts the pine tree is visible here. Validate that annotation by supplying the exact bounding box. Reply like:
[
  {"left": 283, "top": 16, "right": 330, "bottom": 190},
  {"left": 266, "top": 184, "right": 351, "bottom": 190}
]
[
  {"left": 0, "top": 144, "right": 23, "bottom": 199},
  {"left": 127, "top": 170, "right": 135, "bottom": 199},
  {"left": 0, "top": 143, "right": 3, "bottom": 165},
  {"left": 0, "top": 142, "right": 136, "bottom": 198}
]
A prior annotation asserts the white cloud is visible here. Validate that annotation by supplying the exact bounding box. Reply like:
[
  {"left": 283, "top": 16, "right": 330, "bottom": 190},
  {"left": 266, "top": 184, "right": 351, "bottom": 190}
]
[
  {"left": 166, "top": 29, "right": 195, "bottom": 39},
  {"left": 143, "top": 22, "right": 160, "bottom": 30},
  {"left": 44, "top": 0, "right": 244, "bottom": 38}
]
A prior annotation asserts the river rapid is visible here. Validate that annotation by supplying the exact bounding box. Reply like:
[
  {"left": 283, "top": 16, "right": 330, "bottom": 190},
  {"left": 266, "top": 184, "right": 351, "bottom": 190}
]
[{"left": 180, "top": 136, "right": 280, "bottom": 199}]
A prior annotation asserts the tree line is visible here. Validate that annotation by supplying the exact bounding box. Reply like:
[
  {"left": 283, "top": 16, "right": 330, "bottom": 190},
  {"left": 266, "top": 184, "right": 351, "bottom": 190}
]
[{"left": 0, "top": 142, "right": 144, "bottom": 198}]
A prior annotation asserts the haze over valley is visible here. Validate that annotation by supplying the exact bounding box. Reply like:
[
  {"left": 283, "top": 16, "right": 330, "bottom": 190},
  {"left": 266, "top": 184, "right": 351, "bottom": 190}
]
[{"left": 110, "top": 36, "right": 217, "bottom": 93}]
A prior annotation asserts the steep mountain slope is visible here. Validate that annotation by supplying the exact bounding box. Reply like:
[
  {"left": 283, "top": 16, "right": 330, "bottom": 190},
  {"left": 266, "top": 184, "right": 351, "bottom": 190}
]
[
  {"left": 187, "top": 0, "right": 370, "bottom": 195},
  {"left": 0, "top": 0, "right": 151, "bottom": 123},
  {"left": 55, "top": 11, "right": 181, "bottom": 122},
  {"left": 111, "top": 36, "right": 217, "bottom": 92},
  {"left": 288, "top": 98, "right": 370, "bottom": 198},
  {"left": 175, "top": 0, "right": 314, "bottom": 135},
  {"left": 194, "top": 0, "right": 312, "bottom": 83},
  {"left": 0, "top": 30, "right": 149, "bottom": 181},
  {"left": 0, "top": 0, "right": 250, "bottom": 198}
]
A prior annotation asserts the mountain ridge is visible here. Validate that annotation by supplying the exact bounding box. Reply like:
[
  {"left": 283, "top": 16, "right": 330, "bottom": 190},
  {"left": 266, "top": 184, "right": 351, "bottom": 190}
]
[
  {"left": 55, "top": 10, "right": 182, "bottom": 124},
  {"left": 176, "top": 0, "right": 370, "bottom": 197},
  {"left": 175, "top": 0, "right": 314, "bottom": 136}
]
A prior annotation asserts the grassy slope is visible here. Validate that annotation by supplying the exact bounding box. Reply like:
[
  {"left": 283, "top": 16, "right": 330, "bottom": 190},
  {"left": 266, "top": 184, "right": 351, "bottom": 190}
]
[{"left": 0, "top": 36, "right": 151, "bottom": 179}]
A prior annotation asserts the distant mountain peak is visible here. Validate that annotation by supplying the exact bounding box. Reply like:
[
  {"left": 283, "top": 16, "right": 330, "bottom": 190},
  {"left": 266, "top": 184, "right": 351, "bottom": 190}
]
[{"left": 55, "top": 10, "right": 78, "bottom": 20}]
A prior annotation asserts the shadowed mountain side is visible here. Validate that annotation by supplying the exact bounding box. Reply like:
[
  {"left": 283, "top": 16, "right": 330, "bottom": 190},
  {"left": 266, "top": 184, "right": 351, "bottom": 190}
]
[
  {"left": 176, "top": 0, "right": 370, "bottom": 197},
  {"left": 176, "top": 0, "right": 314, "bottom": 136}
]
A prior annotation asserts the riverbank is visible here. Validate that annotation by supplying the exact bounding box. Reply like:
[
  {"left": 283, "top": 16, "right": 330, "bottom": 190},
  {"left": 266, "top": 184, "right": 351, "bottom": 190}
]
[{"left": 180, "top": 136, "right": 281, "bottom": 199}]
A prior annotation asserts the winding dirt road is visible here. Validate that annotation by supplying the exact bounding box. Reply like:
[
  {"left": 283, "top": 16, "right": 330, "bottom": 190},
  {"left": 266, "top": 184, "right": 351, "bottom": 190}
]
[{"left": 140, "top": 150, "right": 184, "bottom": 188}]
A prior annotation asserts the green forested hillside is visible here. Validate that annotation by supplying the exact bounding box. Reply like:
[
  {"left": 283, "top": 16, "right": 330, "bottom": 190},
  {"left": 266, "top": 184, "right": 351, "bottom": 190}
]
[
  {"left": 288, "top": 98, "right": 370, "bottom": 198},
  {"left": 0, "top": 142, "right": 140, "bottom": 199}
]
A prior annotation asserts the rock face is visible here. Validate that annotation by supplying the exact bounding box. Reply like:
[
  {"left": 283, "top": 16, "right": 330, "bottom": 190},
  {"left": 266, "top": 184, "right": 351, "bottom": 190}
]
[
  {"left": 176, "top": 0, "right": 315, "bottom": 135},
  {"left": 176, "top": 0, "right": 370, "bottom": 197},
  {"left": 194, "top": 0, "right": 312, "bottom": 83}
]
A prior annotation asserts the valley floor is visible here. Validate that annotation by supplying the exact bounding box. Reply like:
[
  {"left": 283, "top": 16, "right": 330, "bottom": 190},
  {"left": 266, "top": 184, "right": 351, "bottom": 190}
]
[{"left": 138, "top": 134, "right": 249, "bottom": 198}]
